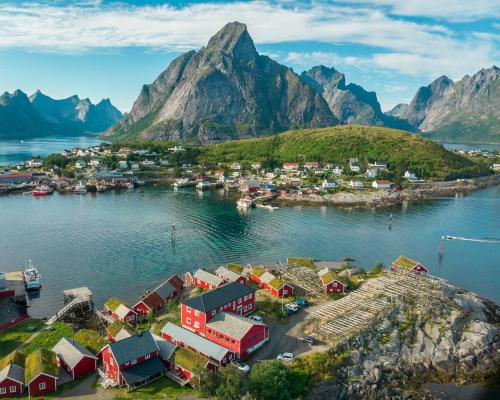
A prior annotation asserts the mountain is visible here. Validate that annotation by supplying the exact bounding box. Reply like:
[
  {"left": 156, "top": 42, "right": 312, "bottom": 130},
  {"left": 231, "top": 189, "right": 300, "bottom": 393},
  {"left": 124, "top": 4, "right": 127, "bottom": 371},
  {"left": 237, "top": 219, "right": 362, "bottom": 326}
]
[
  {"left": 300, "top": 65, "right": 412, "bottom": 130},
  {"left": 198, "top": 125, "right": 488, "bottom": 180},
  {"left": 104, "top": 22, "right": 338, "bottom": 143},
  {"left": 0, "top": 90, "right": 122, "bottom": 140},
  {"left": 391, "top": 66, "right": 500, "bottom": 143},
  {"left": 0, "top": 90, "right": 57, "bottom": 139}
]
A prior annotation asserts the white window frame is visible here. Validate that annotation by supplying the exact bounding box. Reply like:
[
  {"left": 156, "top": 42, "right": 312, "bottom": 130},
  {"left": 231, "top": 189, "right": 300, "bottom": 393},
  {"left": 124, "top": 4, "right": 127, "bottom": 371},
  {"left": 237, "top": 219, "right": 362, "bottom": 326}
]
[
  {"left": 248, "top": 293, "right": 252, "bottom": 299},
  {"left": 194, "top": 321, "right": 200, "bottom": 328},
  {"left": 186, "top": 306, "right": 191, "bottom": 313},
  {"left": 0, "top": 388, "right": 6, "bottom": 394},
  {"left": 248, "top": 303, "right": 253, "bottom": 310},
  {"left": 145, "top": 353, "right": 151, "bottom": 360},
  {"left": 283, "top": 289, "right": 288, "bottom": 295},
  {"left": 244, "top": 295, "right": 248, "bottom": 301},
  {"left": 194, "top": 310, "right": 200, "bottom": 316},
  {"left": 238, "top": 298, "right": 242, "bottom": 304},
  {"left": 243, "top": 306, "right": 247, "bottom": 312},
  {"left": 131, "top": 359, "right": 137, "bottom": 365},
  {"left": 10, "top": 386, "right": 17, "bottom": 393},
  {"left": 39, "top": 382, "right": 46, "bottom": 390}
]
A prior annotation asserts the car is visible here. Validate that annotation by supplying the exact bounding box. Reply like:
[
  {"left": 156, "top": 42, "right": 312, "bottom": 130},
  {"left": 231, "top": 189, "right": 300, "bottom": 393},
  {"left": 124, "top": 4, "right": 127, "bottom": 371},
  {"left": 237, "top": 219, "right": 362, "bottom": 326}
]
[
  {"left": 298, "top": 336, "right": 315, "bottom": 345},
  {"left": 296, "top": 298, "right": 309, "bottom": 307},
  {"left": 232, "top": 360, "right": 250, "bottom": 373},
  {"left": 284, "top": 303, "right": 299, "bottom": 313},
  {"left": 249, "top": 315, "right": 263, "bottom": 323},
  {"left": 277, "top": 352, "right": 295, "bottom": 362}
]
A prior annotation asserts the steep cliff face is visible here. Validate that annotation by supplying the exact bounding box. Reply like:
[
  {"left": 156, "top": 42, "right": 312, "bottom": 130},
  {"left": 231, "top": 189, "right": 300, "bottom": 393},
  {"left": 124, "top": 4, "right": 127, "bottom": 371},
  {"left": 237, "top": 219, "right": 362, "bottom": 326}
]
[
  {"left": 300, "top": 66, "right": 412, "bottom": 130},
  {"left": 392, "top": 67, "right": 500, "bottom": 143},
  {"left": 105, "top": 22, "right": 338, "bottom": 143}
]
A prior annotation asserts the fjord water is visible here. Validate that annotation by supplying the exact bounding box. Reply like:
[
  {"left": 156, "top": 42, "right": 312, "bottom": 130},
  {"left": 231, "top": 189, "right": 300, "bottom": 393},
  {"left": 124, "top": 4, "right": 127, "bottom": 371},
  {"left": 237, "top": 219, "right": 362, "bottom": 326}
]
[{"left": 0, "top": 186, "right": 498, "bottom": 317}]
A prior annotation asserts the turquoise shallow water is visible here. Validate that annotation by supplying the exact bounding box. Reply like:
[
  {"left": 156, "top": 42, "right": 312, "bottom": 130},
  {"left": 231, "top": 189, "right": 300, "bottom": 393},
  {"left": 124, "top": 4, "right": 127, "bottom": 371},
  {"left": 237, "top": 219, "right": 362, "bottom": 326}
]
[{"left": 0, "top": 186, "right": 498, "bottom": 317}]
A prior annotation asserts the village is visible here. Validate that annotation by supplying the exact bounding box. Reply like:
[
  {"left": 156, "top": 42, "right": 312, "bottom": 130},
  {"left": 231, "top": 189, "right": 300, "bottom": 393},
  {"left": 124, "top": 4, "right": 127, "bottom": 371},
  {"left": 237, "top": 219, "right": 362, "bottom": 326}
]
[
  {"left": 0, "top": 142, "right": 443, "bottom": 198},
  {"left": 0, "top": 253, "right": 438, "bottom": 399}
]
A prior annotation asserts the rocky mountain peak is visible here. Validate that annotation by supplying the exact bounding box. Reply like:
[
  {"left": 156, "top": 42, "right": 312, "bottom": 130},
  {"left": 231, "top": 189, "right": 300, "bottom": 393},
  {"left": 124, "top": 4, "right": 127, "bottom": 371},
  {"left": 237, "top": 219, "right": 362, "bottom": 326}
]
[{"left": 206, "top": 21, "right": 257, "bottom": 62}]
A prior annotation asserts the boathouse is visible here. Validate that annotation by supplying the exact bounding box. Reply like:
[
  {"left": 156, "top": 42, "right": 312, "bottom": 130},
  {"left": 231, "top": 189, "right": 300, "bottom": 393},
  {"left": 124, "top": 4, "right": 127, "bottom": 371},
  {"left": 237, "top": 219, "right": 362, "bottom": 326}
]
[
  {"left": 187, "top": 269, "right": 226, "bottom": 291},
  {"left": 181, "top": 282, "right": 256, "bottom": 335},
  {"left": 214, "top": 266, "right": 247, "bottom": 285},
  {"left": 104, "top": 298, "right": 137, "bottom": 324},
  {"left": 106, "top": 321, "right": 137, "bottom": 342},
  {"left": 52, "top": 337, "right": 97, "bottom": 380},
  {"left": 250, "top": 267, "right": 294, "bottom": 298},
  {"left": 392, "top": 255, "right": 428, "bottom": 274},
  {"left": 25, "top": 349, "right": 59, "bottom": 397},
  {"left": 0, "top": 351, "right": 25, "bottom": 398},
  {"left": 318, "top": 269, "right": 347, "bottom": 294},
  {"left": 205, "top": 312, "right": 269, "bottom": 359}
]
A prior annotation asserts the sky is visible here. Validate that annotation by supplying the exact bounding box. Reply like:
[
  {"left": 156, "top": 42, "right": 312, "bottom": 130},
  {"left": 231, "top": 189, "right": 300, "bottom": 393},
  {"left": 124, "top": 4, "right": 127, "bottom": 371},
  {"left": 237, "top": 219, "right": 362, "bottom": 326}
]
[{"left": 0, "top": 0, "right": 499, "bottom": 112}]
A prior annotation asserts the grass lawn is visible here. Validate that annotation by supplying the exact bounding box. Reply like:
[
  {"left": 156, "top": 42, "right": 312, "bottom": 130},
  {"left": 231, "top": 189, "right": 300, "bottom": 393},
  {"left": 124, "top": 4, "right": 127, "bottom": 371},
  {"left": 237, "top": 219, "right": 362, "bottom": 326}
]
[
  {"left": 21, "top": 322, "right": 74, "bottom": 355},
  {"left": 255, "top": 290, "right": 294, "bottom": 322},
  {"left": 0, "top": 319, "right": 45, "bottom": 358},
  {"left": 110, "top": 377, "right": 198, "bottom": 399}
]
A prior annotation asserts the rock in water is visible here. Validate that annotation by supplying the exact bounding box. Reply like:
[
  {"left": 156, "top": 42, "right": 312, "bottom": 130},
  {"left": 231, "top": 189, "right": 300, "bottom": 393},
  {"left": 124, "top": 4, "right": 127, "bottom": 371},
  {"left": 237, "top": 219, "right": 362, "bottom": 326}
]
[{"left": 104, "top": 22, "right": 338, "bottom": 143}]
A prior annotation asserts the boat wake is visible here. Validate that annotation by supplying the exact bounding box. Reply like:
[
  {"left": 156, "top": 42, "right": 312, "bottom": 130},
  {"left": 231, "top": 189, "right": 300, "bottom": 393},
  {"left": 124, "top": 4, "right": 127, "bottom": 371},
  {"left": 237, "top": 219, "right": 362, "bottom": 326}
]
[{"left": 447, "top": 235, "right": 500, "bottom": 243}]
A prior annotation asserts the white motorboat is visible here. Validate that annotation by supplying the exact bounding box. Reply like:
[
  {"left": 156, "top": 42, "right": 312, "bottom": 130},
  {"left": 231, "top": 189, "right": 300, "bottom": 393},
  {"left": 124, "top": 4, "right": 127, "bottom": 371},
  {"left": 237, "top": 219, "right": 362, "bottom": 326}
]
[{"left": 23, "top": 260, "right": 42, "bottom": 290}]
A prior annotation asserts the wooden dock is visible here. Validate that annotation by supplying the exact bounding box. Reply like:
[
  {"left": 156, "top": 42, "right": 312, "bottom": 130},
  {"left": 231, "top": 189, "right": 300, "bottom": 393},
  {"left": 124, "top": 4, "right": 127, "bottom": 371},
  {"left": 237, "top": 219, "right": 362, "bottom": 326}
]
[{"left": 47, "top": 287, "right": 93, "bottom": 324}]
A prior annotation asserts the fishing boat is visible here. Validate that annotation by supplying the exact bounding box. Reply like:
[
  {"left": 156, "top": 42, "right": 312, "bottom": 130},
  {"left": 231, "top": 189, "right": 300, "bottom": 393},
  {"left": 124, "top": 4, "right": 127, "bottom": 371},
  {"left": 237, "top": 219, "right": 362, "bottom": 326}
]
[
  {"left": 73, "top": 182, "right": 87, "bottom": 194},
  {"left": 237, "top": 197, "right": 255, "bottom": 209},
  {"left": 32, "top": 184, "right": 53, "bottom": 196},
  {"left": 23, "top": 260, "right": 42, "bottom": 291}
]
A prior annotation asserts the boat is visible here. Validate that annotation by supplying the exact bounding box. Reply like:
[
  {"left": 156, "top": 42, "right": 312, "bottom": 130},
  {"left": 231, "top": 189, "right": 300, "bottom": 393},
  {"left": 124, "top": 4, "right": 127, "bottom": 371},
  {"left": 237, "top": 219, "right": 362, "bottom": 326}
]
[
  {"left": 23, "top": 260, "right": 42, "bottom": 291},
  {"left": 32, "top": 184, "right": 53, "bottom": 196},
  {"left": 125, "top": 181, "right": 134, "bottom": 190},
  {"left": 173, "top": 178, "right": 190, "bottom": 188},
  {"left": 237, "top": 197, "right": 255, "bottom": 209},
  {"left": 134, "top": 179, "right": 146, "bottom": 187},
  {"left": 257, "top": 204, "right": 279, "bottom": 211},
  {"left": 73, "top": 182, "right": 87, "bottom": 194},
  {"left": 96, "top": 180, "right": 107, "bottom": 192}
]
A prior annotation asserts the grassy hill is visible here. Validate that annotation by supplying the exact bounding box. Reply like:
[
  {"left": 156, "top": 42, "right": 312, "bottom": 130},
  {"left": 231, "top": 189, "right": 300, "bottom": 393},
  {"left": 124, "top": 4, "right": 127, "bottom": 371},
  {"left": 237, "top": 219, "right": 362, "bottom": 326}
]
[{"left": 198, "top": 125, "right": 489, "bottom": 180}]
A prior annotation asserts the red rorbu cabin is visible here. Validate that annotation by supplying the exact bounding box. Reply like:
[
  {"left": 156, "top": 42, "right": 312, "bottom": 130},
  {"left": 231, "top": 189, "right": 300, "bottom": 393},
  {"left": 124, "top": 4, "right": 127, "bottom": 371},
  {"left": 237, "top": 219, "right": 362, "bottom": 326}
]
[
  {"left": 52, "top": 337, "right": 97, "bottom": 380},
  {"left": 392, "top": 255, "right": 428, "bottom": 274}
]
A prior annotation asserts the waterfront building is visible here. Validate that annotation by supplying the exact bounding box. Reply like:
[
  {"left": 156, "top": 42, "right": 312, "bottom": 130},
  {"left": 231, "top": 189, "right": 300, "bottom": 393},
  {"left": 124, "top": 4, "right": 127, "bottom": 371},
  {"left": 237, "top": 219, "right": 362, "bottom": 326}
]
[
  {"left": 106, "top": 321, "right": 137, "bottom": 342},
  {"left": 185, "top": 269, "right": 225, "bottom": 291},
  {"left": 104, "top": 298, "right": 137, "bottom": 324},
  {"left": 52, "top": 337, "right": 97, "bottom": 380},
  {"left": 318, "top": 269, "right": 347, "bottom": 294},
  {"left": 372, "top": 180, "right": 393, "bottom": 189},
  {"left": 0, "top": 351, "right": 25, "bottom": 398},
  {"left": 24, "top": 349, "right": 58, "bottom": 397},
  {"left": 214, "top": 266, "right": 247, "bottom": 285},
  {"left": 392, "top": 255, "right": 428, "bottom": 274},
  {"left": 250, "top": 267, "right": 294, "bottom": 298},
  {"left": 133, "top": 275, "right": 183, "bottom": 316}
]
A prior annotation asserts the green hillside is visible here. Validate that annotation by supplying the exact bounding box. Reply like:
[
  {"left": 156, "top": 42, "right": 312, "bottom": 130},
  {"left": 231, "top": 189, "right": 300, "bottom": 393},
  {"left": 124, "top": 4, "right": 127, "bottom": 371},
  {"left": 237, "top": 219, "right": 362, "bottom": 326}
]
[{"left": 198, "top": 125, "right": 489, "bottom": 180}]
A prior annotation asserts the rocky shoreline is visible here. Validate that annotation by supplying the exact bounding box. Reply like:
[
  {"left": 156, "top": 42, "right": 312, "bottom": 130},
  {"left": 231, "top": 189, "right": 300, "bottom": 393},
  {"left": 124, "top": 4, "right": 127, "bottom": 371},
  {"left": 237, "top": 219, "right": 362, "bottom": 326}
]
[
  {"left": 307, "top": 280, "right": 500, "bottom": 400},
  {"left": 277, "top": 174, "right": 500, "bottom": 208}
]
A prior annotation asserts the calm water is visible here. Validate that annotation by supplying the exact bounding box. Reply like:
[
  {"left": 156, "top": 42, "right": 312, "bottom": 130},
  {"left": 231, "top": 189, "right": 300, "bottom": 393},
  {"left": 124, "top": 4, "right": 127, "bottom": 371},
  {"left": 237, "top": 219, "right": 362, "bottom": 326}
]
[
  {"left": 0, "top": 186, "right": 498, "bottom": 317},
  {"left": 0, "top": 135, "right": 104, "bottom": 165}
]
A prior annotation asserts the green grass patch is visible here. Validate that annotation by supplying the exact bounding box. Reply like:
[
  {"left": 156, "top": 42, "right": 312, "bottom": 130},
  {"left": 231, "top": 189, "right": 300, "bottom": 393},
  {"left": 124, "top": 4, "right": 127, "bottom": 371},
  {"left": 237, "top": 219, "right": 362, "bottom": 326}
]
[
  {"left": 74, "top": 329, "right": 109, "bottom": 354},
  {"left": 104, "top": 297, "right": 124, "bottom": 311},
  {"left": 226, "top": 262, "right": 244, "bottom": 274},
  {"left": 287, "top": 257, "right": 316, "bottom": 269},
  {"left": 22, "top": 322, "right": 74, "bottom": 355},
  {"left": 110, "top": 376, "right": 198, "bottom": 399},
  {"left": 0, "top": 319, "right": 45, "bottom": 357}
]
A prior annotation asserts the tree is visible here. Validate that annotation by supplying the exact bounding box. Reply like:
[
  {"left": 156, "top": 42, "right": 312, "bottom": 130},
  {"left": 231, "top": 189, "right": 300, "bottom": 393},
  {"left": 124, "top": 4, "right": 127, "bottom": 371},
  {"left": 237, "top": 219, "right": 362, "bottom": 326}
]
[
  {"left": 199, "top": 369, "right": 221, "bottom": 397},
  {"left": 215, "top": 365, "right": 247, "bottom": 400},
  {"left": 249, "top": 360, "right": 290, "bottom": 400}
]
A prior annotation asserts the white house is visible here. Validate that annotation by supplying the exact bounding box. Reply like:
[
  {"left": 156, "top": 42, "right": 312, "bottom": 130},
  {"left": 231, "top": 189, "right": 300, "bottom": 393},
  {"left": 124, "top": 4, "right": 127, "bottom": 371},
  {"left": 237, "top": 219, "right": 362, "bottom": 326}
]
[
  {"left": 231, "top": 162, "right": 241, "bottom": 170},
  {"left": 28, "top": 159, "right": 44, "bottom": 168},
  {"left": 75, "top": 160, "right": 87, "bottom": 169},
  {"left": 90, "top": 159, "right": 100, "bottom": 167},
  {"left": 332, "top": 166, "right": 343, "bottom": 175},
  {"left": 168, "top": 146, "right": 186, "bottom": 153},
  {"left": 368, "top": 161, "right": 388, "bottom": 171},
  {"left": 266, "top": 172, "right": 276, "bottom": 179},
  {"left": 322, "top": 179, "right": 337, "bottom": 189},
  {"left": 350, "top": 180, "right": 364, "bottom": 188},
  {"left": 232, "top": 171, "right": 240, "bottom": 177},
  {"left": 492, "top": 163, "right": 500, "bottom": 171},
  {"left": 142, "top": 160, "right": 156, "bottom": 167},
  {"left": 118, "top": 160, "right": 128, "bottom": 169},
  {"left": 372, "top": 180, "right": 393, "bottom": 189},
  {"left": 366, "top": 168, "right": 378, "bottom": 179},
  {"left": 131, "top": 163, "right": 140, "bottom": 171},
  {"left": 349, "top": 158, "right": 361, "bottom": 173},
  {"left": 251, "top": 162, "right": 261, "bottom": 170},
  {"left": 404, "top": 171, "right": 417, "bottom": 180}
]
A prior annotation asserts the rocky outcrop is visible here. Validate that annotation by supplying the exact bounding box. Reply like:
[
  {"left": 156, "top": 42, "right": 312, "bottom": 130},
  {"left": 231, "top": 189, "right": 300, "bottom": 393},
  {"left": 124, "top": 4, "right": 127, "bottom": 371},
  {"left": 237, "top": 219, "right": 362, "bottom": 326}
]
[
  {"left": 390, "top": 66, "right": 500, "bottom": 143},
  {"left": 104, "top": 22, "right": 338, "bottom": 143},
  {"left": 0, "top": 89, "right": 122, "bottom": 139},
  {"left": 301, "top": 65, "right": 412, "bottom": 130},
  {"left": 307, "top": 283, "right": 500, "bottom": 400}
]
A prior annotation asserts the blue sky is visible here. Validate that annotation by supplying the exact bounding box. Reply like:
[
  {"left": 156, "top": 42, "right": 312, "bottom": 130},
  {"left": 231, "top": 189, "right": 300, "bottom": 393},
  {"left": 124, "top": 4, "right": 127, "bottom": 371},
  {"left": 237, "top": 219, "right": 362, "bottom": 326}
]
[{"left": 0, "top": 0, "right": 499, "bottom": 112}]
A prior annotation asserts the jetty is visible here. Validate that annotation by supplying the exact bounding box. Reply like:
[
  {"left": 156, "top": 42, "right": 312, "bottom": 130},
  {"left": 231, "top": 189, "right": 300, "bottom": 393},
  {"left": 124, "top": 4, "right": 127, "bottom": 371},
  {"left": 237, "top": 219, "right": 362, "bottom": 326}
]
[{"left": 47, "top": 287, "right": 93, "bottom": 324}]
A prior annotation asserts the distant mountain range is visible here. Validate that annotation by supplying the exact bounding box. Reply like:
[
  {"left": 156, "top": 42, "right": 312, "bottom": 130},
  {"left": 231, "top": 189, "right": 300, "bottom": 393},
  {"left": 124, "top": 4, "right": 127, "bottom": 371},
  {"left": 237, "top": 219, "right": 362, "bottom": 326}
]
[
  {"left": 388, "top": 66, "right": 500, "bottom": 143},
  {"left": 0, "top": 89, "right": 122, "bottom": 139}
]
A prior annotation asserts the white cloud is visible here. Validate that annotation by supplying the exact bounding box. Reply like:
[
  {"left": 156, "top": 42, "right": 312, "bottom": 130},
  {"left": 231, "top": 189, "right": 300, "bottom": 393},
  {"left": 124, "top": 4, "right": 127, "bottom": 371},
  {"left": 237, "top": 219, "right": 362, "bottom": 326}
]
[{"left": 344, "top": 0, "right": 500, "bottom": 22}]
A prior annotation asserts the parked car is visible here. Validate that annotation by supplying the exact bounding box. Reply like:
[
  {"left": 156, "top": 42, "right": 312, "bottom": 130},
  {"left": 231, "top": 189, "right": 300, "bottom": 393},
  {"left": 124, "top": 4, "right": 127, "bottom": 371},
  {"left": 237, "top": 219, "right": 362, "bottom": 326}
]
[
  {"left": 296, "top": 298, "right": 309, "bottom": 307},
  {"left": 249, "top": 315, "right": 263, "bottom": 323},
  {"left": 284, "top": 302, "right": 299, "bottom": 313},
  {"left": 298, "top": 336, "right": 315, "bottom": 345},
  {"left": 232, "top": 360, "right": 250, "bottom": 373},
  {"left": 277, "top": 352, "right": 295, "bottom": 362}
]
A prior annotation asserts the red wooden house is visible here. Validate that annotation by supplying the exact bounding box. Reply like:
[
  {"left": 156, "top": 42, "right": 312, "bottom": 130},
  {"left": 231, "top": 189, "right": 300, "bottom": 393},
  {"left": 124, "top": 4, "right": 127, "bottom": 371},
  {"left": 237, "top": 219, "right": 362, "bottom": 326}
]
[
  {"left": 104, "top": 298, "right": 137, "bottom": 324},
  {"left": 214, "top": 266, "right": 247, "bottom": 285},
  {"left": 101, "top": 331, "right": 167, "bottom": 391},
  {"left": 162, "top": 322, "right": 234, "bottom": 379},
  {"left": 25, "top": 349, "right": 59, "bottom": 397},
  {"left": 133, "top": 275, "right": 183, "bottom": 316},
  {"left": 318, "top": 269, "right": 346, "bottom": 294},
  {"left": 181, "top": 282, "right": 256, "bottom": 336},
  {"left": 0, "top": 351, "right": 25, "bottom": 398},
  {"left": 392, "top": 255, "right": 428, "bottom": 274},
  {"left": 205, "top": 312, "right": 269, "bottom": 359},
  {"left": 185, "top": 269, "right": 225, "bottom": 291},
  {"left": 250, "top": 267, "right": 294, "bottom": 298},
  {"left": 52, "top": 337, "right": 97, "bottom": 380}
]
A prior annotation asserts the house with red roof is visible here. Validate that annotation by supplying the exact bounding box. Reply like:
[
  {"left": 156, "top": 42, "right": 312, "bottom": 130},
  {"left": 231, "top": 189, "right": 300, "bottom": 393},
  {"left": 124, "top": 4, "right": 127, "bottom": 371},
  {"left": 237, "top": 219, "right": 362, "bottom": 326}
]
[
  {"left": 372, "top": 180, "right": 393, "bottom": 189},
  {"left": 392, "top": 255, "right": 428, "bottom": 274},
  {"left": 133, "top": 275, "right": 183, "bottom": 316},
  {"left": 52, "top": 337, "right": 97, "bottom": 380},
  {"left": 250, "top": 267, "right": 294, "bottom": 298},
  {"left": 282, "top": 162, "right": 299, "bottom": 171}
]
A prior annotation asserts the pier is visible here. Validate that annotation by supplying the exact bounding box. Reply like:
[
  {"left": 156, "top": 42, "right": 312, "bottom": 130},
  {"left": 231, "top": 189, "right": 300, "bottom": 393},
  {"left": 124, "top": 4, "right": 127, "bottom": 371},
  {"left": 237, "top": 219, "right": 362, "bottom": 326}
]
[{"left": 47, "top": 287, "right": 93, "bottom": 324}]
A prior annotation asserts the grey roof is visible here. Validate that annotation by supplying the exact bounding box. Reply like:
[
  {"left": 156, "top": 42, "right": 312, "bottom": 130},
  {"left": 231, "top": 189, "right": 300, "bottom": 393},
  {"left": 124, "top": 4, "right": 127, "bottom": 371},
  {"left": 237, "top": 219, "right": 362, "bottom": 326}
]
[
  {"left": 108, "top": 331, "right": 159, "bottom": 365},
  {"left": 259, "top": 271, "right": 276, "bottom": 284},
  {"left": 193, "top": 269, "right": 225, "bottom": 287},
  {"left": 154, "top": 280, "right": 176, "bottom": 300},
  {"left": 115, "top": 304, "right": 136, "bottom": 319},
  {"left": 0, "top": 363, "right": 24, "bottom": 384},
  {"left": 206, "top": 312, "right": 264, "bottom": 340},
  {"left": 183, "top": 281, "right": 255, "bottom": 313},
  {"left": 151, "top": 333, "right": 176, "bottom": 361},
  {"left": 52, "top": 337, "right": 96, "bottom": 369},
  {"left": 120, "top": 357, "right": 166, "bottom": 387},
  {"left": 161, "top": 323, "right": 229, "bottom": 362},
  {"left": 215, "top": 266, "right": 241, "bottom": 282}
]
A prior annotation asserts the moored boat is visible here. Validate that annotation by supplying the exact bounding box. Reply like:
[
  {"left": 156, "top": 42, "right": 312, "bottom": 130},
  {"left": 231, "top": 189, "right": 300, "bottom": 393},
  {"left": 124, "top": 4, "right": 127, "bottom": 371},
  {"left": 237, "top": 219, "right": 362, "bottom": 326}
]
[
  {"left": 23, "top": 260, "right": 42, "bottom": 291},
  {"left": 237, "top": 196, "right": 255, "bottom": 209},
  {"left": 73, "top": 182, "right": 87, "bottom": 194},
  {"left": 32, "top": 184, "right": 53, "bottom": 196},
  {"left": 173, "top": 178, "right": 190, "bottom": 188}
]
